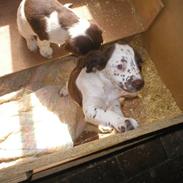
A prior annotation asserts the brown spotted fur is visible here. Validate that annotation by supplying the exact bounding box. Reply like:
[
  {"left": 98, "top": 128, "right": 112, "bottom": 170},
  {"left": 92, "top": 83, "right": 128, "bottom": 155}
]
[{"left": 24, "top": 0, "right": 79, "bottom": 40}]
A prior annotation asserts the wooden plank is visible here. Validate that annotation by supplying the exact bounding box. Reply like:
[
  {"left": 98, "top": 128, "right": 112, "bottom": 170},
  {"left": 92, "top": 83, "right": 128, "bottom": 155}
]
[
  {"left": 131, "top": 0, "right": 164, "bottom": 30},
  {"left": 32, "top": 133, "right": 159, "bottom": 180},
  {"left": 0, "top": 172, "right": 28, "bottom": 183},
  {"left": 0, "top": 115, "right": 183, "bottom": 182},
  {"left": 143, "top": 0, "right": 183, "bottom": 110}
]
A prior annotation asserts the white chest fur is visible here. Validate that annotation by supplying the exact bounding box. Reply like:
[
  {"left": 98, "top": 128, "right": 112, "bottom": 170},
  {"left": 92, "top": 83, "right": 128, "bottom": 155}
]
[
  {"left": 76, "top": 69, "right": 123, "bottom": 108},
  {"left": 45, "top": 11, "right": 69, "bottom": 45}
]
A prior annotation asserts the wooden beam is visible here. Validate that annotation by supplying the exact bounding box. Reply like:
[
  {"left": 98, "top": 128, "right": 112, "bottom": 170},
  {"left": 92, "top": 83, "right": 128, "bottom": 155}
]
[{"left": 0, "top": 115, "right": 183, "bottom": 182}]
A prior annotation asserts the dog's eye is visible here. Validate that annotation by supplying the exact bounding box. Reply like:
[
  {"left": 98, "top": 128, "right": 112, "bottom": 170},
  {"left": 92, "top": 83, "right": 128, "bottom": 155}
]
[
  {"left": 121, "top": 59, "right": 127, "bottom": 63},
  {"left": 117, "top": 64, "right": 123, "bottom": 70}
]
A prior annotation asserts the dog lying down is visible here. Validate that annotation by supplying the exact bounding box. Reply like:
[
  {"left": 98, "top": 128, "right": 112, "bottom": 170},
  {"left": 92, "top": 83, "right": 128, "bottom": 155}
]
[
  {"left": 61, "top": 43, "right": 144, "bottom": 133},
  {"left": 17, "top": 0, "right": 103, "bottom": 58}
]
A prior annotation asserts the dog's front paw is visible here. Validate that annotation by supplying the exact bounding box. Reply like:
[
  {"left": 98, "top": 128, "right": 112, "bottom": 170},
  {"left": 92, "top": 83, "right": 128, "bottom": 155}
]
[
  {"left": 40, "top": 47, "right": 53, "bottom": 58},
  {"left": 124, "top": 118, "right": 139, "bottom": 131},
  {"left": 112, "top": 118, "right": 139, "bottom": 133},
  {"left": 115, "top": 124, "right": 126, "bottom": 133}
]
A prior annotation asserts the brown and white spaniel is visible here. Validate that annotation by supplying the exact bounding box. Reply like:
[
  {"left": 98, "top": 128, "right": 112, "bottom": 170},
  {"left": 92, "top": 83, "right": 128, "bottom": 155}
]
[
  {"left": 17, "top": 0, "right": 103, "bottom": 58},
  {"left": 60, "top": 43, "right": 144, "bottom": 133}
]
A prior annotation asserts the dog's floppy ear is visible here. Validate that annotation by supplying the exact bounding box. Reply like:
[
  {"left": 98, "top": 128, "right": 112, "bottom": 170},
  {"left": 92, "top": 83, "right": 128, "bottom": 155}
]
[
  {"left": 65, "top": 36, "right": 96, "bottom": 55},
  {"left": 134, "top": 50, "right": 143, "bottom": 71},
  {"left": 86, "top": 23, "right": 103, "bottom": 49},
  {"left": 64, "top": 38, "right": 80, "bottom": 54},
  {"left": 78, "top": 44, "right": 115, "bottom": 73},
  {"left": 82, "top": 50, "right": 107, "bottom": 73},
  {"left": 102, "top": 44, "right": 115, "bottom": 61}
]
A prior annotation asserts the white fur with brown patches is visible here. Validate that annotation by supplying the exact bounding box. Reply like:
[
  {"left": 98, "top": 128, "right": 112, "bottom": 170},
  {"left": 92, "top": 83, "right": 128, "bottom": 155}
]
[
  {"left": 74, "top": 43, "right": 144, "bottom": 132},
  {"left": 68, "top": 19, "right": 90, "bottom": 38},
  {"left": 17, "top": 0, "right": 69, "bottom": 58},
  {"left": 17, "top": 0, "right": 103, "bottom": 58},
  {"left": 45, "top": 11, "right": 69, "bottom": 45}
]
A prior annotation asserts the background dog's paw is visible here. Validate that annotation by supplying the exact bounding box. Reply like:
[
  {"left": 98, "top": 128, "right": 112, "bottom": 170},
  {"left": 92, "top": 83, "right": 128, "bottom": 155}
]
[
  {"left": 40, "top": 47, "right": 53, "bottom": 58},
  {"left": 124, "top": 118, "right": 139, "bottom": 131}
]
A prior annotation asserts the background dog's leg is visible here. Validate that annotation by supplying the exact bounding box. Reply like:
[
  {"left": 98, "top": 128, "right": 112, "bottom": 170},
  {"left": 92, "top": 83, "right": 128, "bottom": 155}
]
[
  {"left": 37, "top": 39, "right": 53, "bottom": 58},
  {"left": 26, "top": 36, "right": 38, "bottom": 52}
]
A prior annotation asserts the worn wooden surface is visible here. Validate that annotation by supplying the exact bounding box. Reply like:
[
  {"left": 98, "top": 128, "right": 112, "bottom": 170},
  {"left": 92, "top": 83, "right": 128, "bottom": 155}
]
[{"left": 1, "top": 115, "right": 183, "bottom": 182}]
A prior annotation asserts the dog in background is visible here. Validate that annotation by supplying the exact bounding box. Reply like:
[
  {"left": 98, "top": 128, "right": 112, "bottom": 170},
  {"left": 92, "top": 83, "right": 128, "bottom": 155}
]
[
  {"left": 17, "top": 0, "right": 103, "bottom": 58},
  {"left": 61, "top": 43, "right": 144, "bottom": 133}
]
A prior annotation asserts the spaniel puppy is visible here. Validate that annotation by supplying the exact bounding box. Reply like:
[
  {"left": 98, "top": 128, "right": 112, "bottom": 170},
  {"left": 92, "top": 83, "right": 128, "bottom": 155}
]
[
  {"left": 62, "top": 43, "right": 144, "bottom": 133},
  {"left": 17, "top": 0, "right": 103, "bottom": 58}
]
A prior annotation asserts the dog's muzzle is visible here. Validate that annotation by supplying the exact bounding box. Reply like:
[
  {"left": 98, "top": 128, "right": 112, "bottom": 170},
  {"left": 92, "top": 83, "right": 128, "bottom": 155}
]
[
  {"left": 131, "top": 79, "right": 144, "bottom": 90},
  {"left": 125, "top": 77, "right": 144, "bottom": 92}
]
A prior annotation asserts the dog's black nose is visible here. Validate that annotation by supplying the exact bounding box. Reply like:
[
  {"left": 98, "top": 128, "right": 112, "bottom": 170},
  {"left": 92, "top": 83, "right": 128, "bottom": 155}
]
[{"left": 132, "top": 79, "right": 144, "bottom": 90}]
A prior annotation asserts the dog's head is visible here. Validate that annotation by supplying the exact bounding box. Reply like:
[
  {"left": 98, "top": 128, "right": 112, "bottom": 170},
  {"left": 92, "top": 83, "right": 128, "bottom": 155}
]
[
  {"left": 82, "top": 43, "right": 144, "bottom": 93},
  {"left": 105, "top": 43, "right": 144, "bottom": 92},
  {"left": 65, "top": 22, "right": 103, "bottom": 54}
]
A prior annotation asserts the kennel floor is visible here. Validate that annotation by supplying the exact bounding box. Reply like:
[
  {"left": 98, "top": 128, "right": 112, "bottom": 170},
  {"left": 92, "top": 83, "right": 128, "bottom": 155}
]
[
  {"left": 0, "top": 35, "right": 182, "bottom": 163},
  {"left": 0, "top": 34, "right": 182, "bottom": 182}
]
